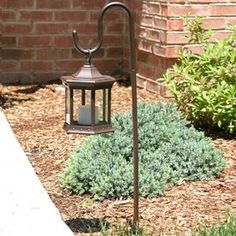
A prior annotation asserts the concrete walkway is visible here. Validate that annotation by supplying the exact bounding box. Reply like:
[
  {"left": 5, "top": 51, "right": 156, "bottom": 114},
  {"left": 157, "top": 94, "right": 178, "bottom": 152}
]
[{"left": 0, "top": 110, "right": 74, "bottom": 236}]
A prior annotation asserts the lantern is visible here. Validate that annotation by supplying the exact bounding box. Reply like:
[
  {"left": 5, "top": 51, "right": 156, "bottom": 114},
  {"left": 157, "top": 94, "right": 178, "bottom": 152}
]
[{"left": 61, "top": 61, "right": 115, "bottom": 134}]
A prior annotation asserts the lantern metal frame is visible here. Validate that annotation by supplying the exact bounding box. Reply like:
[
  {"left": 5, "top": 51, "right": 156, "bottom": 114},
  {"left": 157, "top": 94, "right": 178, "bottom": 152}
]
[
  {"left": 61, "top": 1, "right": 139, "bottom": 224},
  {"left": 61, "top": 63, "right": 115, "bottom": 134}
]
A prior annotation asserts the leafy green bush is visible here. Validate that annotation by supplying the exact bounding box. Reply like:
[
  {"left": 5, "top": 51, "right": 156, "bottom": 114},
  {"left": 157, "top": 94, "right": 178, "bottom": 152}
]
[
  {"left": 164, "top": 19, "right": 236, "bottom": 134},
  {"left": 61, "top": 103, "right": 225, "bottom": 200}
]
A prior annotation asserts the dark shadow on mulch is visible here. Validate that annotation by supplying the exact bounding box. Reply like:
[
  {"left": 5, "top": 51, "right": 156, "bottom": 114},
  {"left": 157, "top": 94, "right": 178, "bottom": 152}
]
[
  {"left": 196, "top": 125, "right": 235, "bottom": 140},
  {"left": 14, "top": 85, "right": 44, "bottom": 94},
  {"left": 0, "top": 94, "right": 32, "bottom": 109},
  {"left": 65, "top": 218, "right": 109, "bottom": 233}
]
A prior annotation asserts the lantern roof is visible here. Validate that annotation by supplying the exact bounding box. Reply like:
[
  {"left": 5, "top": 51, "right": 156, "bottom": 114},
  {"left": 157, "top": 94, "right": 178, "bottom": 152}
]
[{"left": 61, "top": 64, "right": 115, "bottom": 90}]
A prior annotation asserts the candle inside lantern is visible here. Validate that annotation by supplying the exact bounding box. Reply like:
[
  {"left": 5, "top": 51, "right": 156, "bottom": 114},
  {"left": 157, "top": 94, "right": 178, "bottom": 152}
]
[{"left": 78, "top": 104, "right": 99, "bottom": 125}]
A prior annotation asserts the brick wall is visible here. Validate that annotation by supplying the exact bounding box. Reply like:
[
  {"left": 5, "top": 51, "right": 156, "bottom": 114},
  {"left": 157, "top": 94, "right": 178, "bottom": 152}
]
[
  {"left": 1, "top": 0, "right": 126, "bottom": 84},
  {"left": 131, "top": 0, "right": 236, "bottom": 96},
  {"left": 2, "top": 0, "right": 236, "bottom": 90}
]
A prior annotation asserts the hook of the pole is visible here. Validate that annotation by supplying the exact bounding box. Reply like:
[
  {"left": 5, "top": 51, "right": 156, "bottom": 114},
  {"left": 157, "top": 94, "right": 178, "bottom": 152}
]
[
  {"left": 72, "top": 29, "right": 88, "bottom": 55},
  {"left": 72, "top": 29, "right": 93, "bottom": 64}
]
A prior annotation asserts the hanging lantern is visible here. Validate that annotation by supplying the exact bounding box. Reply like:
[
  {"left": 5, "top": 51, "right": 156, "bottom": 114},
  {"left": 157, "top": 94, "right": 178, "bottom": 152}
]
[{"left": 61, "top": 60, "right": 115, "bottom": 134}]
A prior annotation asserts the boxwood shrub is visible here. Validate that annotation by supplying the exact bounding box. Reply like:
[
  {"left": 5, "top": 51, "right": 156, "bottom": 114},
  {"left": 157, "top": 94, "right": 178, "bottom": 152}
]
[{"left": 61, "top": 103, "right": 225, "bottom": 200}]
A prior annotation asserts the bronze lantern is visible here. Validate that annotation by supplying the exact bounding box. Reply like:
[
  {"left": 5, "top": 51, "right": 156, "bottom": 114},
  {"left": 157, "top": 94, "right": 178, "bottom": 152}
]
[{"left": 61, "top": 57, "right": 115, "bottom": 134}]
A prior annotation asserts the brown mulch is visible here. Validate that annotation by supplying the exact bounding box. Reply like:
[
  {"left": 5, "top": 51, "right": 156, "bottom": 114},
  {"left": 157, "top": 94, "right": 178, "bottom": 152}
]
[{"left": 1, "top": 83, "right": 236, "bottom": 235}]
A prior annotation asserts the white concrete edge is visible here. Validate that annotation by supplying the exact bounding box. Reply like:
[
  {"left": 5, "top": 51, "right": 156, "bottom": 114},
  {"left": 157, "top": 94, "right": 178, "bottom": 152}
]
[{"left": 0, "top": 110, "right": 74, "bottom": 236}]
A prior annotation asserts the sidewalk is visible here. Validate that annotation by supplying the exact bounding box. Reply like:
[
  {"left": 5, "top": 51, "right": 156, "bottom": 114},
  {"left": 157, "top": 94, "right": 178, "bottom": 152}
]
[{"left": 0, "top": 110, "right": 74, "bottom": 236}]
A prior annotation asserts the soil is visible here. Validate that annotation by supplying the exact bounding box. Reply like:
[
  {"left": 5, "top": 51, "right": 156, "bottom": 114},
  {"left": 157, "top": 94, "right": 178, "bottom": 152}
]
[{"left": 1, "top": 83, "right": 236, "bottom": 235}]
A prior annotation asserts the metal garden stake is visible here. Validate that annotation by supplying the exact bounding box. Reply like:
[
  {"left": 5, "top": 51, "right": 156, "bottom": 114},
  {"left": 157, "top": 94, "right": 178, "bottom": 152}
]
[{"left": 61, "top": 1, "right": 139, "bottom": 224}]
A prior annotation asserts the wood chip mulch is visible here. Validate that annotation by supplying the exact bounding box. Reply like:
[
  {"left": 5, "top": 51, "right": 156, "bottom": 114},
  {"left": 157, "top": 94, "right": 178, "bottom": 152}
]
[{"left": 1, "top": 83, "right": 236, "bottom": 235}]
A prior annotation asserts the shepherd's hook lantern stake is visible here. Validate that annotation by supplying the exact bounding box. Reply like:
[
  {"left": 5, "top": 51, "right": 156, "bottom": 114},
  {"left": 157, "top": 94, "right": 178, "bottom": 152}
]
[{"left": 61, "top": 2, "right": 139, "bottom": 224}]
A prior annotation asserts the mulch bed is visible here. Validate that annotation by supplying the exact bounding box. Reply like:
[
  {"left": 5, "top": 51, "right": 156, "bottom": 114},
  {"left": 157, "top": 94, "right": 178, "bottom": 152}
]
[{"left": 1, "top": 83, "right": 236, "bottom": 235}]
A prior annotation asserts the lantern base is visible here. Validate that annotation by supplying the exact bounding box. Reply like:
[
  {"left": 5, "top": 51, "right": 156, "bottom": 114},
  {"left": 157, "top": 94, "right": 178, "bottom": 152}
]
[{"left": 63, "top": 122, "right": 114, "bottom": 135}]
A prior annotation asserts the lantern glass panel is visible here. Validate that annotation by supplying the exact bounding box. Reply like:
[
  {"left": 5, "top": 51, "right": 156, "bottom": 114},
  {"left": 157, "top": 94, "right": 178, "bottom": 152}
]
[{"left": 76, "top": 89, "right": 110, "bottom": 126}]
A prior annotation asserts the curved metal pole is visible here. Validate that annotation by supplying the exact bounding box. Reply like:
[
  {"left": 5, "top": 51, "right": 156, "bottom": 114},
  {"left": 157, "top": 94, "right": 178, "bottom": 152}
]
[{"left": 73, "top": 2, "right": 139, "bottom": 224}]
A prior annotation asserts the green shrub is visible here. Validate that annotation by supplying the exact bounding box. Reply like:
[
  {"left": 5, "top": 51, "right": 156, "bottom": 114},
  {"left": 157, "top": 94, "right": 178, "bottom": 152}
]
[
  {"left": 164, "top": 19, "right": 236, "bottom": 134},
  {"left": 61, "top": 103, "right": 225, "bottom": 200}
]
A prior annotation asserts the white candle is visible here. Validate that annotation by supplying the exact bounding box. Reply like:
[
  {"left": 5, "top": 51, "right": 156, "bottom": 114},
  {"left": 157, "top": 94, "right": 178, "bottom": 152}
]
[{"left": 78, "top": 104, "right": 99, "bottom": 125}]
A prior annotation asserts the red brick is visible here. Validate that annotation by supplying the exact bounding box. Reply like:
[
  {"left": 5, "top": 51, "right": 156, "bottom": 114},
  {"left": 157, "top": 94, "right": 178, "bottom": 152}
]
[
  {"left": 73, "top": 0, "right": 104, "bottom": 9},
  {"left": 2, "top": 0, "right": 33, "bottom": 9},
  {"left": 2, "top": 49, "right": 34, "bottom": 60},
  {"left": 132, "top": 1, "right": 142, "bottom": 10},
  {"left": 167, "top": 19, "right": 184, "bottom": 30},
  {"left": 93, "top": 60, "right": 120, "bottom": 74},
  {"left": 137, "top": 51, "right": 159, "bottom": 64},
  {"left": 209, "top": 5, "right": 236, "bottom": 16},
  {"left": 147, "top": 29, "right": 161, "bottom": 42},
  {"left": 184, "top": 45, "right": 204, "bottom": 55},
  {"left": 140, "top": 15, "right": 153, "bottom": 27},
  {"left": 226, "top": 17, "right": 236, "bottom": 25},
  {"left": 55, "top": 61, "right": 83, "bottom": 72},
  {"left": 160, "top": 4, "right": 168, "bottom": 17},
  {"left": 168, "top": 0, "right": 185, "bottom": 3},
  {"left": 90, "top": 10, "right": 123, "bottom": 22},
  {"left": 211, "top": 31, "right": 231, "bottom": 41},
  {"left": 3, "top": 24, "right": 32, "bottom": 34},
  {"left": 35, "top": 23, "right": 69, "bottom": 34},
  {"left": 19, "top": 11, "right": 53, "bottom": 21},
  {"left": 31, "top": 72, "right": 62, "bottom": 82},
  {"left": 72, "top": 48, "right": 104, "bottom": 59},
  {"left": 103, "top": 35, "right": 123, "bottom": 46},
  {"left": 1, "top": 37, "right": 16, "bottom": 47},
  {"left": 166, "top": 46, "right": 181, "bottom": 57},
  {"left": 146, "top": 78, "right": 160, "bottom": 94},
  {"left": 168, "top": 5, "right": 208, "bottom": 17},
  {"left": 72, "top": 24, "right": 98, "bottom": 35},
  {"left": 166, "top": 32, "right": 189, "bottom": 44},
  {"left": 106, "top": 47, "right": 123, "bottom": 58},
  {"left": 203, "top": 18, "right": 226, "bottom": 29},
  {"left": 153, "top": 18, "right": 167, "bottom": 30},
  {"left": 54, "top": 36, "right": 73, "bottom": 47},
  {"left": 1, "top": 61, "right": 18, "bottom": 72},
  {"left": 106, "top": 10, "right": 124, "bottom": 21},
  {"left": 55, "top": 11, "right": 88, "bottom": 21},
  {"left": 136, "top": 75, "right": 147, "bottom": 89},
  {"left": 18, "top": 36, "right": 52, "bottom": 47},
  {"left": 165, "top": 57, "right": 177, "bottom": 69},
  {"left": 137, "top": 63, "right": 157, "bottom": 79},
  {"left": 159, "top": 31, "right": 167, "bottom": 44},
  {"left": 137, "top": 51, "right": 148, "bottom": 63},
  {"left": 160, "top": 84, "right": 174, "bottom": 98},
  {"left": 139, "top": 27, "right": 148, "bottom": 39},
  {"left": 146, "top": 2, "right": 160, "bottom": 14},
  {"left": 106, "top": 23, "right": 124, "bottom": 33},
  {"left": 153, "top": 45, "right": 166, "bottom": 57},
  {"left": 21, "top": 61, "right": 52, "bottom": 72},
  {"left": 36, "top": 0, "right": 71, "bottom": 9},
  {"left": 190, "top": 0, "right": 227, "bottom": 2},
  {"left": 2, "top": 11, "right": 16, "bottom": 21},
  {"left": 138, "top": 40, "right": 153, "bottom": 53},
  {"left": 36, "top": 49, "right": 71, "bottom": 59}
]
